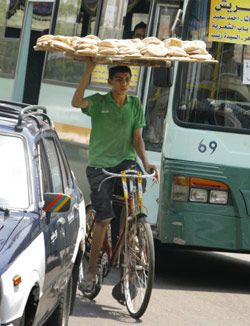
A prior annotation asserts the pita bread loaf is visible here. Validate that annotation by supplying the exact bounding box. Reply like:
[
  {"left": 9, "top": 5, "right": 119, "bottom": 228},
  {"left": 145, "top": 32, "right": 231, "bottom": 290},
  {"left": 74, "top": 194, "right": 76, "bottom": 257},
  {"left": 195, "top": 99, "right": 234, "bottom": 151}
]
[
  {"left": 85, "top": 34, "right": 100, "bottom": 40},
  {"left": 147, "top": 44, "right": 168, "bottom": 57},
  {"left": 189, "top": 53, "right": 213, "bottom": 61},
  {"left": 143, "top": 36, "right": 163, "bottom": 45},
  {"left": 76, "top": 43, "right": 98, "bottom": 50},
  {"left": 130, "top": 38, "right": 144, "bottom": 49},
  {"left": 74, "top": 37, "right": 100, "bottom": 46},
  {"left": 33, "top": 45, "right": 48, "bottom": 51},
  {"left": 118, "top": 47, "right": 140, "bottom": 55},
  {"left": 167, "top": 56, "right": 192, "bottom": 62},
  {"left": 124, "top": 53, "right": 143, "bottom": 58},
  {"left": 77, "top": 48, "right": 98, "bottom": 55},
  {"left": 140, "top": 46, "right": 148, "bottom": 54},
  {"left": 98, "top": 47, "right": 118, "bottom": 55},
  {"left": 51, "top": 40, "right": 75, "bottom": 53},
  {"left": 116, "top": 39, "right": 133, "bottom": 48},
  {"left": 98, "top": 39, "right": 117, "bottom": 48},
  {"left": 163, "top": 37, "right": 182, "bottom": 48},
  {"left": 182, "top": 40, "right": 206, "bottom": 53},
  {"left": 49, "top": 35, "right": 72, "bottom": 45},
  {"left": 167, "top": 46, "right": 188, "bottom": 57},
  {"left": 36, "top": 41, "right": 50, "bottom": 48},
  {"left": 187, "top": 48, "right": 208, "bottom": 55},
  {"left": 37, "top": 35, "right": 54, "bottom": 43}
]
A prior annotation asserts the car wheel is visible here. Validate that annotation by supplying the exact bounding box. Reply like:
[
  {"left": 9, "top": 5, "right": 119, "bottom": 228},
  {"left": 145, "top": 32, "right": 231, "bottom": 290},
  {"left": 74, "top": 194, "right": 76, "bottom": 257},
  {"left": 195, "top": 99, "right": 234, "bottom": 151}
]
[
  {"left": 44, "top": 276, "right": 72, "bottom": 326},
  {"left": 20, "top": 313, "right": 25, "bottom": 326}
]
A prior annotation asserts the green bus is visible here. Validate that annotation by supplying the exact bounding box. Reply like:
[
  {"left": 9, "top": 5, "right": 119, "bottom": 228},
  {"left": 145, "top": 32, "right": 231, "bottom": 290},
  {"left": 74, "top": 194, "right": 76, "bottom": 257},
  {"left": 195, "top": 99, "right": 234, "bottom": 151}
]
[{"left": 1, "top": 0, "right": 250, "bottom": 253}]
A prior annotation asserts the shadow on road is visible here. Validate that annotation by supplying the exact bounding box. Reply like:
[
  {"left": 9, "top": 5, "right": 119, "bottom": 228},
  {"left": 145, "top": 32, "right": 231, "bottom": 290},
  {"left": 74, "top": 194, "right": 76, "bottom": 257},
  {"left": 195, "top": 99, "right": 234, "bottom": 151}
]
[
  {"left": 155, "top": 247, "right": 250, "bottom": 294},
  {"left": 72, "top": 292, "right": 141, "bottom": 324}
]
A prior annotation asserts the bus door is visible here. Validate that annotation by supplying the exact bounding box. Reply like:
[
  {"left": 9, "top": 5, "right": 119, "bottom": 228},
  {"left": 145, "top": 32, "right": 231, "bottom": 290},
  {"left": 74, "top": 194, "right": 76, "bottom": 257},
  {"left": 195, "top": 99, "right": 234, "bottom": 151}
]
[{"left": 140, "top": 0, "right": 183, "bottom": 226}]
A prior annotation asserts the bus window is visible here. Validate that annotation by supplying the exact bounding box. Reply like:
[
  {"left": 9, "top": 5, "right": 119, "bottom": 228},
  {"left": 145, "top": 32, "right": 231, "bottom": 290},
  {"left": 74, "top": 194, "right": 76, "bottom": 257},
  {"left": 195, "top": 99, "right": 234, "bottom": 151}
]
[
  {"left": 88, "top": 0, "right": 150, "bottom": 94},
  {"left": 0, "top": 0, "right": 24, "bottom": 77},
  {"left": 43, "top": 0, "right": 98, "bottom": 84},
  {"left": 174, "top": 0, "right": 250, "bottom": 132},
  {"left": 0, "top": 1, "right": 52, "bottom": 103}
]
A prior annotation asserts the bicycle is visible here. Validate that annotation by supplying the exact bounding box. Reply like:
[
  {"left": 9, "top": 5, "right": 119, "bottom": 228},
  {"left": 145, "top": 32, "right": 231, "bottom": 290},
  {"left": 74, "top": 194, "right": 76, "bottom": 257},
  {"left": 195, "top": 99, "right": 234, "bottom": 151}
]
[{"left": 79, "top": 167, "right": 156, "bottom": 319}]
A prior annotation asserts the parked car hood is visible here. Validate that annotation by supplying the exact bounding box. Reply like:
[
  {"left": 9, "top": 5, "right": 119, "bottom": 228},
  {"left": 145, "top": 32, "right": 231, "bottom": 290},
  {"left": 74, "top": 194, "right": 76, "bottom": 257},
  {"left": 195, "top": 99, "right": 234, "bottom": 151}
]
[
  {"left": 0, "top": 211, "right": 25, "bottom": 252},
  {"left": 0, "top": 211, "right": 42, "bottom": 275}
]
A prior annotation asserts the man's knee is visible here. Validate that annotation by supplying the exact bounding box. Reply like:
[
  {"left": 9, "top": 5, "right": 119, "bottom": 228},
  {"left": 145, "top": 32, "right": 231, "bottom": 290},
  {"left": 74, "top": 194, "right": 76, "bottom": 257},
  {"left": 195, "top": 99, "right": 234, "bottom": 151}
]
[{"left": 95, "top": 218, "right": 112, "bottom": 229}]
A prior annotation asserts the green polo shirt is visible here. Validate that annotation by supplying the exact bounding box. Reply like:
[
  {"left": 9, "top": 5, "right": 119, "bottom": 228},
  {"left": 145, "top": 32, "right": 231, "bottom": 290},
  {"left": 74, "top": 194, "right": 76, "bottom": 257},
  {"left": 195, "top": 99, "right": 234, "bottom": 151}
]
[{"left": 81, "top": 91, "right": 146, "bottom": 167}]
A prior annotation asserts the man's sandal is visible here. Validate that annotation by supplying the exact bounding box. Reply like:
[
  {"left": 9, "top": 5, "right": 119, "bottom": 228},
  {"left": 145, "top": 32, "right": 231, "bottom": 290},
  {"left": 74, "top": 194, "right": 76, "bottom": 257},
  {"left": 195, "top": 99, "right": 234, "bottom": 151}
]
[
  {"left": 78, "top": 278, "right": 98, "bottom": 296},
  {"left": 112, "top": 280, "right": 126, "bottom": 305}
]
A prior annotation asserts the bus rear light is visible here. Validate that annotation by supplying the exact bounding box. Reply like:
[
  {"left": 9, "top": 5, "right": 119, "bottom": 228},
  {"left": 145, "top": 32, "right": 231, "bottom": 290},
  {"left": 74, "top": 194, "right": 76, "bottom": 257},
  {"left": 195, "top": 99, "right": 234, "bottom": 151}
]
[
  {"left": 189, "top": 188, "right": 208, "bottom": 203},
  {"left": 209, "top": 190, "right": 228, "bottom": 204}
]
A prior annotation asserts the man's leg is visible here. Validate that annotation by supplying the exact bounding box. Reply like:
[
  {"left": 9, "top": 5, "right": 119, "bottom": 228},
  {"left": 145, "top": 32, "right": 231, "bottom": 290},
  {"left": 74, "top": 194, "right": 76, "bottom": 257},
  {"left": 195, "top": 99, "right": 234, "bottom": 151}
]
[{"left": 85, "top": 218, "right": 112, "bottom": 281}]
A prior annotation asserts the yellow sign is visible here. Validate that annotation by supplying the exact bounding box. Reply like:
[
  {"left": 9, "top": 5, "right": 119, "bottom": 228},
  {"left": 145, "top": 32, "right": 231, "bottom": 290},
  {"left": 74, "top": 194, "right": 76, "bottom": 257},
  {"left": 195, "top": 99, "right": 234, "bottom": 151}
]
[
  {"left": 91, "top": 65, "right": 140, "bottom": 87},
  {"left": 209, "top": 0, "right": 250, "bottom": 44}
]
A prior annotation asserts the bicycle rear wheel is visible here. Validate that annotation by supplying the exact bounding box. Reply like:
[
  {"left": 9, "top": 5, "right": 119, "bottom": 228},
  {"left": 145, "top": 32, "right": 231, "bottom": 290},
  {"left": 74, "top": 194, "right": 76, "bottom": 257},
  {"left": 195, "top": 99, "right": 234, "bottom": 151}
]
[
  {"left": 79, "top": 205, "right": 102, "bottom": 300},
  {"left": 123, "top": 216, "right": 155, "bottom": 319}
]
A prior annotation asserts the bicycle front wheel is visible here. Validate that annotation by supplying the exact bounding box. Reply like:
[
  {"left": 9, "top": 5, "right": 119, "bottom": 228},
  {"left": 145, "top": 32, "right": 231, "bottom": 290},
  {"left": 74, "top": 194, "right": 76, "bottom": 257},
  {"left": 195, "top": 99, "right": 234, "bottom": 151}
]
[{"left": 123, "top": 216, "right": 155, "bottom": 319}]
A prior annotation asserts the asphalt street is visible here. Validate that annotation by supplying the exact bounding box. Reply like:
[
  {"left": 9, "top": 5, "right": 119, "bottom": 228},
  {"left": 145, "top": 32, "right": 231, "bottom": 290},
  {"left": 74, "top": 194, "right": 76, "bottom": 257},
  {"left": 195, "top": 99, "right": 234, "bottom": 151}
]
[{"left": 69, "top": 248, "right": 250, "bottom": 326}]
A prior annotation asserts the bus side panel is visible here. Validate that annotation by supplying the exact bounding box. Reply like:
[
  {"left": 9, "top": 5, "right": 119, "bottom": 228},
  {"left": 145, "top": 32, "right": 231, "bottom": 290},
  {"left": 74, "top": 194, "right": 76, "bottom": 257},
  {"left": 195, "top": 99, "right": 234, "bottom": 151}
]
[{"left": 157, "top": 158, "right": 250, "bottom": 252}]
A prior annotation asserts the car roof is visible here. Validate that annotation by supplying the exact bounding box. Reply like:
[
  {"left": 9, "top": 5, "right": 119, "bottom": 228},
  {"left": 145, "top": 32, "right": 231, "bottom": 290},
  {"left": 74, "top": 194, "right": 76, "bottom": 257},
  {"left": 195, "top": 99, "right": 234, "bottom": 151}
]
[{"left": 0, "top": 100, "right": 54, "bottom": 136}]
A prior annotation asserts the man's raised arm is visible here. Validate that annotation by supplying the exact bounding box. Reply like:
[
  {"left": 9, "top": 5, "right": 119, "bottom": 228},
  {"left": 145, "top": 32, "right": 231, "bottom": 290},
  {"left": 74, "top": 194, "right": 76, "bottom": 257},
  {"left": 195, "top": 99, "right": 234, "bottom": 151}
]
[{"left": 71, "top": 58, "right": 96, "bottom": 109}]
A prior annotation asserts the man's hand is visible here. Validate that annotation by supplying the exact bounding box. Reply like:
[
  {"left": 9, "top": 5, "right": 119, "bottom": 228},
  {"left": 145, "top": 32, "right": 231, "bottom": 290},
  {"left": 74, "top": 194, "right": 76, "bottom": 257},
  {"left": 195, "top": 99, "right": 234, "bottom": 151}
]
[
  {"left": 144, "top": 164, "right": 160, "bottom": 183},
  {"left": 85, "top": 56, "right": 96, "bottom": 71}
]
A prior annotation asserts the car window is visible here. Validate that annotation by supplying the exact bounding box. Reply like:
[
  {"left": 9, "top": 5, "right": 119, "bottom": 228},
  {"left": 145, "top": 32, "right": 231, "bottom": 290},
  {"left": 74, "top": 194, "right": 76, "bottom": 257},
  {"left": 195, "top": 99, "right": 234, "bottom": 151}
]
[
  {"left": 0, "top": 134, "right": 29, "bottom": 208},
  {"left": 37, "top": 140, "right": 52, "bottom": 193},
  {"left": 44, "top": 137, "right": 64, "bottom": 193},
  {"left": 56, "top": 140, "right": 73, "bottom": 191}
]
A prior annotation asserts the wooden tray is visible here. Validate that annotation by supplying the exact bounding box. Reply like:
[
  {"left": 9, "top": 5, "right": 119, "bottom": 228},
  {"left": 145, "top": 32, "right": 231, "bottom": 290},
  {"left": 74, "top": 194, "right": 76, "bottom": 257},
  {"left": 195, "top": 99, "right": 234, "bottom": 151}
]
[{"left": 64, "top": 52, "right": 218, "bottom": 67}]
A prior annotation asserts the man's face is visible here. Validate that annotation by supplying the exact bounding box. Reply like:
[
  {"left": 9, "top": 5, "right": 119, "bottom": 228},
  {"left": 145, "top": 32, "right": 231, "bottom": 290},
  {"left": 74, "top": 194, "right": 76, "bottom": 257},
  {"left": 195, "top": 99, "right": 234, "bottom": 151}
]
[
  {"left": 133, "top": 28, "right": 145, "bottom": 40},
  {"left": 108, "top": 72, "right": 131, "bottom": 95}
]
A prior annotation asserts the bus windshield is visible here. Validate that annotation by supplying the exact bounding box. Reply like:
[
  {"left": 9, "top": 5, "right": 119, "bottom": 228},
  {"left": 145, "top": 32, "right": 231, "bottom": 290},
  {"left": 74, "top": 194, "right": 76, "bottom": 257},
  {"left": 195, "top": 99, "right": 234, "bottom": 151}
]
[{"left": 175, "top": 0, "right": 250, "bottom": 132}]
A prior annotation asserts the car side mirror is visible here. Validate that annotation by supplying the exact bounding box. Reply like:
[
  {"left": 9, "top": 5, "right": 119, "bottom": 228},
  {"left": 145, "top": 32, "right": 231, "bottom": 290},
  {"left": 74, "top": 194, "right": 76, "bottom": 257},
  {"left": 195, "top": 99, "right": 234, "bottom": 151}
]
[
  {"left": 153, "top": 65, "right": 173, "bottom": 87},
  {"left": 43, "top": 193, "right": 71, "bottom": 213}
]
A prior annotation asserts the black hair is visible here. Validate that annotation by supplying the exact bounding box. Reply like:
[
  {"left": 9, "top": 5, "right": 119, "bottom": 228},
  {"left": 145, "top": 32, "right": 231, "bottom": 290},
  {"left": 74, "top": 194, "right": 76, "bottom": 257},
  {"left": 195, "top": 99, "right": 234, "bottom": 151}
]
[
  {"left": 133, "top": 21, "right": 146, "bottom": 32},
  {"left": 108, "top": 66, "right": 132, "bottom": 79}
]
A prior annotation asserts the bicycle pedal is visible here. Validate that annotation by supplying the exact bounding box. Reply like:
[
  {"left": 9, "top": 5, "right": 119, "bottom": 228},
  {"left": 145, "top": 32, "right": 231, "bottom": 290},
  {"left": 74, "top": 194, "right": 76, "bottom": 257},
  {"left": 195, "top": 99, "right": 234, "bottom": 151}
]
[{"left": 127, "top": 215, "right": 134, "bottom": 222}]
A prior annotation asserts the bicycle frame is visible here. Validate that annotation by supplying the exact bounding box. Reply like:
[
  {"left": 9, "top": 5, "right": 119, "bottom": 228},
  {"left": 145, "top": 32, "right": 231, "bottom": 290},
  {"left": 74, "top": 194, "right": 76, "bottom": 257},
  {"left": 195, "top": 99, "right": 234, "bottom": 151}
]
[
  {"left": 86, "top": 169, "right": 151, "bottom": 270},
  {"left": 100, "top": 175, "right": 142, "bottom": 269}
]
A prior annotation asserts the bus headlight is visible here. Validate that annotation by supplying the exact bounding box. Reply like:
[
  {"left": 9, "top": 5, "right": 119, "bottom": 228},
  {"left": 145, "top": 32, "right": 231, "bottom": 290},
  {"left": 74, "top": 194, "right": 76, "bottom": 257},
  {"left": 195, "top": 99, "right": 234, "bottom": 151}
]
[
  {"left": 209, "top": 190, "right": 228, "bottom": 204},
  {"left": 190, "top": 188, "right": 208, "bottom": 203},
  {"left": 171, "top": 176, "right": 189, "bottom": 202}
]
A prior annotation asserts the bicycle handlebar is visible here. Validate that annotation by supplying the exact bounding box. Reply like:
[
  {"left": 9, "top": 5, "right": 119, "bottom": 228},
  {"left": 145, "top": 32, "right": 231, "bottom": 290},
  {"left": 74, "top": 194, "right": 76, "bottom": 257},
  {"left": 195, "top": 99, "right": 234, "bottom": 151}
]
[
  {"left": 101, "top": 168, "right": 156, "bottom": 179},
  {"left": 97, "top": 168, "right": 156, "bottom": 192}
]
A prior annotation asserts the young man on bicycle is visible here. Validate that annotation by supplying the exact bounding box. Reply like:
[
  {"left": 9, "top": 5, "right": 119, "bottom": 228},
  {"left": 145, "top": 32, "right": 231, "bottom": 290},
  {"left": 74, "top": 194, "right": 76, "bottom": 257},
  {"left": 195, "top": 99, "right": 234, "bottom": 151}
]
[{"left": 72, "top": 58, "right": 159, "bottom": 297}]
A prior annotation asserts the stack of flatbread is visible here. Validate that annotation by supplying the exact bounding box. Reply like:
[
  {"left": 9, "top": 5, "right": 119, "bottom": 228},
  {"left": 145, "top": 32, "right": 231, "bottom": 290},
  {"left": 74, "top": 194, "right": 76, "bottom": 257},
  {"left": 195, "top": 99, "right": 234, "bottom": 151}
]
[{"left": 34, "top": 34, "right": 216, "bottom": 64}]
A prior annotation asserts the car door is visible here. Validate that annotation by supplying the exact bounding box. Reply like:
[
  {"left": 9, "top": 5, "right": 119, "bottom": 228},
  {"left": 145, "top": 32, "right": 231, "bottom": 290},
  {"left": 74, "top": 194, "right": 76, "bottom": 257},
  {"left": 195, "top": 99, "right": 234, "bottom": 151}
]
[
  {"left": 49, "top": 134, "right": 80, "bottom": 269},
  {"left": 35, "top": 136, "right": 67, "bottom": 316}
]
